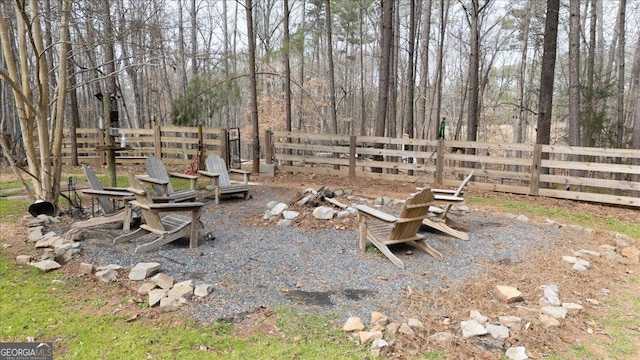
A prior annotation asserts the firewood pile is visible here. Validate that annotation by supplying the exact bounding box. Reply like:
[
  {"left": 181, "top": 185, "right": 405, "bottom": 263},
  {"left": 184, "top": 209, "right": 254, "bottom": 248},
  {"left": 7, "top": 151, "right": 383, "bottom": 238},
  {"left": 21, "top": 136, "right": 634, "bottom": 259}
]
[{"left": 287, "top": 186, "right": 349, "bottom": 210}]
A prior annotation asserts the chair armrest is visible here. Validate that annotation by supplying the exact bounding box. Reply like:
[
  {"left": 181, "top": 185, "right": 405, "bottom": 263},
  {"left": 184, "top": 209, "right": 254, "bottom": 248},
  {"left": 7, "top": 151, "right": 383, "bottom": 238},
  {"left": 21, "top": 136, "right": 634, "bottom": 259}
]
[
  {"left": 229, "top": 169, "right": 251, "bottom": 184},
  {"left": 102, "top": 186, "right": 130, "bottom": 192},
  {"left": 168, "top": 172, "right": 198, "bottom": 190},
  {"left": 136, "top": 176, "right": 169, "bottom": 186},
  {"left": 81, "top": 189, "right": 132, "bottom": 198},
  {"left": 354, "top": 204, "right": 397, "bottom": 223},
  {"left": 148, "top": 202, "right": 205, "bottom": 212},
  {"left": 198, "top": 170, "right": 220, "bottom": 179}
]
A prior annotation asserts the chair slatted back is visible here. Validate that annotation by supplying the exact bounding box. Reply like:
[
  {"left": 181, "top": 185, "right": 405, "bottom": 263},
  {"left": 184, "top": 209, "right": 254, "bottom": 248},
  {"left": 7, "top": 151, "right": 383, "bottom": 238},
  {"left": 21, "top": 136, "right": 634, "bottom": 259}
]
[
  {"left": 83, "top": 165, "right": 115, "bottom": 214},
  {"left": 389, "top": 188, "right": 434, "bottom": 241},
  {"left": 145, "top": 155, "right": 176, "bottom": 196},
  {"left": 127, "top": 172, "right": 165, "bottom": 231},
  {"left": 204, "top": 154, "right": 232, "bottom": 187}
]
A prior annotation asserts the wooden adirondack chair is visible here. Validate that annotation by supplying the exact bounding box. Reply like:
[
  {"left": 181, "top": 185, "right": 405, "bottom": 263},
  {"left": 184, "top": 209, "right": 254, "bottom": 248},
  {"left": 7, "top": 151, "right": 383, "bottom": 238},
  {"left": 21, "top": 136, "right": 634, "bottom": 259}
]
[
  {"left": 354, "top": 188, "right": 442, "bottom": 269},
  {"left": 72, "top": 165, "right": 134, "bottom": 230},
  {"left": 113, "top": 172, "right": 205, "bottom": 254},
  {"left": 142, "top": 155, "right": 200, "bottom": 202},
  {"left": 198, "top": 153, "right": 251, "bottom": 204},
  {"left": 420, "top": 171, "right": 474, "bottom": 240}
]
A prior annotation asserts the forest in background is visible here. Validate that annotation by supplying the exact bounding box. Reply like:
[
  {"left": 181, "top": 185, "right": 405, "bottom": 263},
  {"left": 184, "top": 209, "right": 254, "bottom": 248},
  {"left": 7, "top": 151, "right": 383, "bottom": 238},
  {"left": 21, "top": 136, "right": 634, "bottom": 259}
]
[{"left": 1, "top": 0, "right": 639, "bottom": 203}]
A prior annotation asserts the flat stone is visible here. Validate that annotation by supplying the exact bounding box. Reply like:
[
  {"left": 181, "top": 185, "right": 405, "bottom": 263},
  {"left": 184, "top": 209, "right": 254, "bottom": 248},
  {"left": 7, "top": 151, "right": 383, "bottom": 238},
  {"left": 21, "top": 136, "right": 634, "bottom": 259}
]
[
  {"left": 494, "top": 285, "right": 523, "bottom": 303},
  {"left": 572, "top": 262, "right": 588, "bottom": 272},
  {"left": 398, "top": 322, "right": 415, "bottom": 336},
  {"left": 30, "top": 260, "right": 61, "bottom": 272},
  {"left": 95, "top": 268, "right": 117, "bottom": 282},
  {"left": 621, "top": 246, "right": 640, "bottom": 264},
  {"left": 358, "top": 330, "right": 382, "bottom": 345},
  {"left": 573, "top": 249, "right": 600, "bottom": 258},
  {"left": 64, "top": 228, "right": 84, "bottom": 241},
  {"left": 39, "top": 249, "right": 55, "bottom": 261},
  {"left": 562, "top": 302, "right": 584, "bottom": 313},
  {"left": 270, "top": 203, "right": 288, "bottom": 216},
  {"left": 174, "top": 279, "right": 193, "bottom": 287},
  {"left": 370, "top": 338, "right": 388, "bottom": 357},
  {"left": 544, "top": 219, "right": 563, "bottom": 228},
  {"left": 486, "top": 323, "right": 510, "bottom": 339},
  {"left": 168, "top": 283, "right": 194, "bottom": 299},
  {"left": 515, "top": 214, "right": 529, "bottom": 222},
  {"left": 469, "top": 310, "right": 488, "bottom": 324},
  {"left": 151, "top": 273, "right": 174, "bottom": 289},
  {"left": 27, "top": 227, "right": 44, "bottom": 242},
  {"left": 277, "top": 219, "right": 292, "bottom": 226},
  {"left": 96, "top": 264, "right": 122, "bottom": 271},
  {"left": 505, "top": 346, "right": 529, "bottom": 360},
  {"left": 138, "top": 282, "right": 157, "bottom": 296},
  {"left": 539, "top": 313, "right": 560, "bottom": 328},
  {"left": 562, "top": 255, "right": 578, "bottom": 264},
  {"left": 16, "top": 255, "right": 31, "bottom": 265},
  {"left": 370, "top": 311, "right": 388, "bottom": 326},
  {"left": 429, "top": 331, "right": 454, "bottom": 342},
  {"left": 194, "top": 283, "right": 213, "bottom": 297},
  {"left": 385, "top": 322, "right": 401, "bottom": 336},
  {"left": 540, "top": 284, "right": 561, "bottom": 306},
  {"left": 599, "top": 244, "right": 616, "bottom": 253},
  {"left": 159, "top": 296, "right": 183, "bottom": 312},
  {"left": 54, "top": 242, "right": 80, "bottom": 255},
  {"left": 312, "top": 206, "right": 334, "bottom": 220},
  {"left": 498, "top": 315, "right": 522, "bottom": 331},
  {"left": 148, "top": 289, "right": 168, "bottom": 306},
  {"left": 282, "top": 210, "right": 300, "bottom": 220},
  {"left": 35, "top": 238, "right": 51, "bottom": 248},
  {"left": 336, "top": 210, "right": 351, "bottom": 218},
  {"left": 79, "top": 262, "right": 94, "bottom": 275},
  {"left": 343, "top": 317, "right": 365, "bottom": 332},
  {"left": 541, "top": 306, "right": 568, "bottom": 319},
  {"left": 263, "top": 210, "right": 272, "bottom": 220},
  {"left": 266, "top": 201, "right": 278, "bottom": 209},
  {"left": 129, "top": 262, "right": 161, "bottom": 280},
  {"left": 461, "top": 320, "right": 487, "bottom": 338},
  {"left": 407, "top": 318, "right": 424, "bottom": 329}
]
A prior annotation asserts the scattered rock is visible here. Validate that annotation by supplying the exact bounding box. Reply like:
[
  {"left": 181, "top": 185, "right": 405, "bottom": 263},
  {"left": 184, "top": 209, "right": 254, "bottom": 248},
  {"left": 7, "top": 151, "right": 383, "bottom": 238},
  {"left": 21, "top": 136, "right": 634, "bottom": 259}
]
[
  {"left": 168, "top": 283, "right": 194, "bottom": 299},
  {"left": 277, "top": 219, "right": 293, "bottom": 226},
  {"left": 486, "top": 324, "right": 510, "bottom": 339},
  {"left": 407, "top": 318, "right": 424, "bottom": 330},
  {"left": 540, "top": 284, "right": 561, "bottom": 306},
  {"left": 159, "top": 296, "right": 183, "bottom": 312},
  {"left": 370, "top": 338, "right": 388, "bottom": 357},
  {"left": 16, "top": 255, "right": 31, "bottom": 265},
  {"left": 515, "top": 214, "right": 529, "bottom": 222},
  {"left": 312, "top": 206, "right": 334, "bottom": 220},
  {"left": 282, "top": 210, "right": 300, "bottom": 220},
  {"left": 194, "top": 284, "right": 213, "bottom": 297},
  {"left": 370, "top": 311, "right": 388, "bottom": 327},
  {"left": 469, "top": 310, "right": 488, "bottom": 324},
  {"left": 620, "top": 246, "right": 640, "bottom": 264},
  {"left": 79, "top": 262, "right": 94, "bottom": 275},
  {"left": 64, "top": 228, "right": 84, "bottom": 241},
  {"left": 151, "top": 273, "right": 174, "bottom": 289},
  {"left": 31, "top": 259, "right": 61, "bottom": 272},
  {"left": 541, "top": 306, "right": 568, "bottom": 319},
  {"left": 562, "top": 302, "right": 583, "bottom": 313},
  {"left": 270, "top": 203, "right": 288, "bottom": 216},
  {"left": 494, "top": 285, "right": 523, "bottom": 303},
  {"left": 573, "top": 249, "right": 600, "bottom": 258},
  {"left": 572, "top": 262, "right": 588, "bottom": 272},
  {"left": 429, "top": 331, "right": 454, "bottom": 342},
  {"left": 149, "top": 288, "right": 169, "bottom": 306},
  {"left": 129, "top": 262, "right": 161, "bottom": 280},
  {"left": 343, "top": 317, "right": 365, "bottom": 332},
  {"left": 138, "top": 282, "right": 157, "bottom": 296},
  {"left": 95, "top": 268, "right": 118, "bottom": 282},
  {"left": 358, "top": 330, "right": 383, "bottom": 345},
  {"left": 539, "top": 313, "right": 560, "bottom": 328},
  {"left": 498, "top": 316, "right": 522, "bottom": 331},
  {"left": 398, "top": 322, "right": 415, "bottom": 336},
  {"left": 505, "top": 346, "right": 528, "bottom": 360},
  {"left": 461, "top": 320, "right": 487, "bottom": 338}
]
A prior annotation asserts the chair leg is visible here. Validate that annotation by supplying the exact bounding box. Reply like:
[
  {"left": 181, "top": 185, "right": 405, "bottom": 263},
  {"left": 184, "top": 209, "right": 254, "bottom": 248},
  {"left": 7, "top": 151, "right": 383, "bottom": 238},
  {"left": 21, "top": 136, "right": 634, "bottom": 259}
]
[
  {"left": 358, "top": 217, "right": 367, "bottom": 252},
  {"left": 368, "top": 235, "right": 404, "bottom": 269},
  {"left": 422, "top": 218, "right": 469, "bottom": 241},
  {"left": 445, "top": 217, "right": 469, "bottom": 232},
  {"left": 415, "top": 240, "right": 444, "bottom": 260},
  {"left": 135, "top": 229, "right": 188, "bottom": 254},
  {"left": 113, "top": 228, "right": 149, "bottom": 244}
]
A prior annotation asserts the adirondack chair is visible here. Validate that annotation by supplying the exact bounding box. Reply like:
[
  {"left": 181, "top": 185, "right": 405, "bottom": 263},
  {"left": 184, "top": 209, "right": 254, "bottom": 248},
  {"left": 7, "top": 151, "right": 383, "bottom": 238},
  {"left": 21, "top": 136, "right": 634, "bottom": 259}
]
[
  {"left": 198, "top": 153, "right": 251, "bottom": 204},
  {"left": 142, "top": 155, "right": 200, "bottom": 202},
  {"left": 72, "top": 165, "right": 134, "bottom": 231},
  {"left": 354, "top": 188, "right": 442, "bottom": 269},
  {"left": 420, "top": 171, "right": 473, "bottom": 240},
  {"left": 113, "top": 172, "right": 205, "bottom": 254}
]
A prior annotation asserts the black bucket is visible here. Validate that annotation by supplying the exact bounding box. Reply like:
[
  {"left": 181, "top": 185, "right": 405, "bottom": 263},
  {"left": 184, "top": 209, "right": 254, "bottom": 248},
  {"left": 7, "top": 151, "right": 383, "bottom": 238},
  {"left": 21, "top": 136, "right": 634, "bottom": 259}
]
[{"left": 28, "top": 200, "right": 56, "bottom": 217}]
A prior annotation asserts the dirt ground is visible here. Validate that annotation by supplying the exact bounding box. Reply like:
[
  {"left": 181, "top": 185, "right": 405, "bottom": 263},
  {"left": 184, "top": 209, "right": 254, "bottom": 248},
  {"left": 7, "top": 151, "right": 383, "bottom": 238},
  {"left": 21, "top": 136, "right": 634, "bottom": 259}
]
[{"left": 2, "top": 170, "right": 640, "bottom": 359}]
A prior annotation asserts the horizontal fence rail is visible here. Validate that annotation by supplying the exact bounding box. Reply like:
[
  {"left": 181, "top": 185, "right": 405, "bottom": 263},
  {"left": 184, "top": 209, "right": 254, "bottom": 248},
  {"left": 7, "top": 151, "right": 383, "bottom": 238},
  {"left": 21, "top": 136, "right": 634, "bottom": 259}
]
[
  {"left": 60, "top": 124, "right": 228, "bottom": 166},
  {"left": 266, "top": 130, "right": 640, "bottom": 208}
]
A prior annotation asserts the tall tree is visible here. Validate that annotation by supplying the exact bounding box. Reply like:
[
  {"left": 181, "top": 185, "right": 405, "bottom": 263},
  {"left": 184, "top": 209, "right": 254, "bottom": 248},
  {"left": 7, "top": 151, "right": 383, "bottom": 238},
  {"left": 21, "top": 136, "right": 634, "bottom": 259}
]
[
  {"left": 568, "top": 0, "right": 580, "bottom": 147},
  {"left": 325, "top": 0, "right": 338, "bottom": 134},
  {"left": 283, "top": 0, "right": 292, "bottom": 133},
  {"left": 374, "top": 0, "right": 394, "bottom": 138},
  {"left": 417, "top": 0, "right": 432, "bottom": 139},
  {"left": 245, "top": 0, "right": 260, "bottom": 173},
  {"left": 615, "top": 0, "right": 626, "bottom": 148},
  {"left": 536, "top": 0, "right": 559, "bottom": 146}
]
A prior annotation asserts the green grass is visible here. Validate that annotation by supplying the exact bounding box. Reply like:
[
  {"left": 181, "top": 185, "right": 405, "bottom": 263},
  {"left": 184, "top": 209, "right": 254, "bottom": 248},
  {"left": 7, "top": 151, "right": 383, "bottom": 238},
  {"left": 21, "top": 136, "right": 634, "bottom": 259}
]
[
  {"left": 468, "top": 196, "right": 640, "bottom": 239},
  {"left": 0, "top": 198, "right": 30, "bottom": 222},
  {"left": 0, "top": 254, "right": 368, "bottom": 359}
]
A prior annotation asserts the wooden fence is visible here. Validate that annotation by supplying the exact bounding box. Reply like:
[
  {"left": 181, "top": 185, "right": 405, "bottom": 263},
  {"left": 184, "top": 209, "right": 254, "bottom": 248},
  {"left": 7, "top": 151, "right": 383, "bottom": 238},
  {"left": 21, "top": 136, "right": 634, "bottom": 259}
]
[
  {"left": 265, "top": 130, "right": 640, "bottom": 208},
  {"left": 62, "top": 123, "right": 228, "bottom": 166}
]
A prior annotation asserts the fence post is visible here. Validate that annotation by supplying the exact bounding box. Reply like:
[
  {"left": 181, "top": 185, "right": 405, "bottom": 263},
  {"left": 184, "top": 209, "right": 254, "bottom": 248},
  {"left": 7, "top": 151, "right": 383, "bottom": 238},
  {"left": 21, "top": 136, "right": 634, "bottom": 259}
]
[
  {"left": 219, "top": 128, "right": 229, "bottom": 167},
  {"left": 349, "top": 135, "right": 356, "bottom": 179},
  {"left": 197, "top": 125, "right": 204, "bottom": 170},
  {"left": 98, "top": 128, "right": 105, "bottom": 165},
  {"left": 264, "top": 129, "right": 273, "bottom": 165},
  {"left": 153, "top": 117, "right": 161, "bottom": 159},
  {"left": 435, "top": 138, "right": 444, "bottom": 186},
  {"left": 529, "top": 143, "right": 542, "bottom": 195}
]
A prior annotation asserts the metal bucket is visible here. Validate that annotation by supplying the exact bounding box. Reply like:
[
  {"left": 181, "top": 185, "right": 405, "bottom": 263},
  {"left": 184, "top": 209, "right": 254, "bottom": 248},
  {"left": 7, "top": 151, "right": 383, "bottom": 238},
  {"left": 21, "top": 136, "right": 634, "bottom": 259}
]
[{"left": 28, "top": 200, "right": 56, "bottom": 217}]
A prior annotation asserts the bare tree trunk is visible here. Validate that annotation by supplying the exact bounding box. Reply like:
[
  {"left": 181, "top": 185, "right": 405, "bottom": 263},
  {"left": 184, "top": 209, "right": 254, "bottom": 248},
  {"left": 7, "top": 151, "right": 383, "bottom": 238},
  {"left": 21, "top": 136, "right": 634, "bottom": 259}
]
[
  {"left": 325, "top": 0, "right": 338, "bottom": 134},
  {"left": 568, "top": 0, "right": 581, "bottom": 147},
  {"left": 68, "top": 42, "right": 80, "bottom": 166},
  {"left": 375, "top": 0, "right": 394, "bottom": 138},
  {"left": 417, "top": 0, "right": 432, "bottom": 139},
  {"left": 434, "top": 0, "right": 449, "bottom": 140},
  {"left": 583, "top": 0, "right": 596, "bottom": 147},
  {"left": 246, "top": 0, "right": 260, "bottom": 173},
  {"left": 536, "top": 0, "right": 559, "bottom": 147},
  {"left": 284, "top": 0, "right": 292, "bottom": 133},
  {"left": 297, "top": 0, "right": 306, "bottom": 132},
  {"left": 405, "top": 0, "right": 416, "bottom": 143},
  {"left": 615, "top": 0, "right": 626, "bottom": 148},
  {"left": 191, "top": 0, "right": 197, "bottom": 77},
  {"left": 178, "top": 0, "right": 188, "bottom": 93},
  {"left": 517, "top": 0, "right": 531, "bottom": 144}
]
